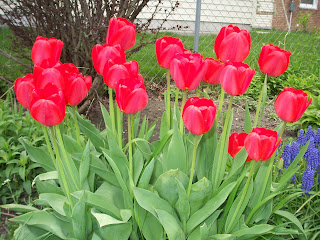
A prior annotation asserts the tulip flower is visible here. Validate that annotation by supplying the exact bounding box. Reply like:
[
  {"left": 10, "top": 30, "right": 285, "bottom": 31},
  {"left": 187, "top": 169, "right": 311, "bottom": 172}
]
[
  {"left": 182, "top": 97, "right": 216, "bottom": 135},
  {"left": 14, "top": 74, "right": 35, "bottom": 109},
  {"left": 214, "top": 25, "right": 251, "bottom": 63},
  {"left": 92, "top": 44, "right": 126, "bottom": 75},
  {"left": 244, "top": 127, "right": 281, "bottom": 161},
  {"left": 203, "top": 58, "right": 224, "bottom": 85},
  {"left": 33, "top": 65, "right": 65, "bottom": 90},
  {"left": 29, "top": 83, "right": 66, "bottom": 126},
  {"left": 228, "top": 132, "right": 251, "bottom": 161},
  {"left": 156, "top": 36, "right": 187, "bottom": 69},
  {"left": 115, "top": 75, "right": 148, "bottom": 114},
  {"left": 57, "top": 63, "right": 92, "bottom": 106},
  {"left": 31, "top": 36, "right": 64, "bottom": 67},
  {"left": 258, "top": 44, "right": 291, "bottom": 77},
  {"left": 274, "top": 87, "right": 312, "bottom": 123},
  {"left": 170, "top": 53, "right": 207, "bottom": 91},
  {"left": 220, "top": 62, "right": 255, "bottom": 96},
  {"left": 103, "top": 60, "right": 139, "bottom": 89},
  {"left": 106, "top": 17, "right": 136, "bottom": 51}
]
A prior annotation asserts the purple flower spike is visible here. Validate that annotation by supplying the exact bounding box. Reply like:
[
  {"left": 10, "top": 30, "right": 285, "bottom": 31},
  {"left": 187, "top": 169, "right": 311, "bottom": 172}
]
[{"left": 302, "top": 165, "right": 315, "bottom": 195}]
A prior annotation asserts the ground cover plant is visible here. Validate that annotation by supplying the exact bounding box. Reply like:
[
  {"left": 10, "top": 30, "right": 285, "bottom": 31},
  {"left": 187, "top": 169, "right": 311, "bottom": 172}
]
[{"left": 0, "top": 18, "right": 318, "bottom": 240}]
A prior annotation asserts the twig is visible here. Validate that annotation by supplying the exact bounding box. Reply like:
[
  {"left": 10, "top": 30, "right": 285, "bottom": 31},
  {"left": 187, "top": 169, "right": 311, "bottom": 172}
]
[
  {"left": 0, "top": 75, "right": 14, "bottom": 85},
  {"left": 0, "top": 49, "right": 32, "bottom": 70},
  {"left": 85, "top": 97, "right": 95, "bottom": 118},
  {"left": 1, "top": 212, "right": 17, "bottom": 218}
]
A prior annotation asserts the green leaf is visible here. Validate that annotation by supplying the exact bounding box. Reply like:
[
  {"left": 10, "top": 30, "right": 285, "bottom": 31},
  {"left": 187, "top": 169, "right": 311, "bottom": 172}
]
[
  {"left": 13, "top": 225, "right": 60, "bottom": 240},
  {"left": 20, "top": 138, "right": 55, "bottom": 171},
  {"left": 63, "top": 135, "right": 82, "bottom": 154},
  {"left": 163, "top": 123, "right": 187, "bottom": 173},
  {"left": 244, "top": 102, "right": 252, "bottom": 133},
  {"left": 72, "top": 192, "right": 87, "bottom": 240},
  {"left": 155, "top": 209, "right": 185, "bottom": 240},
  {"left": 189, "top": 177, "right": 212, "bottom": 215},
  {"left": 79, "top": 141, "right": 91, "bottom": 188},
  {"left": 154, "top": 169, "right": 189, "bottom": 206},
  {"left": 151, "top": 129, "right": 174, "bottom": 160},
  {"left": 207, "top": 234, "right": 233, "bottom": 240},
  {"left": 1, "top": 204, "right": 38, "bottom": 213},
  {"left": 35, "top": 179, "right": 64, "bottom": 195},
  {"left": 38, "top": 193, "right": 68, "bottom": 216},
  {"left": 232, "top": 224, "right": 274, "bottom": 237},
  {"left": 10, "top": 211, "right": 74, "bottom": 239},
  {"left": 138, "top": 158, "right": 155, "bottom": 189},
  {"left": 32, "top": 171, "right": 58, "bottom": 186},
  {"left": 133, "top": 187, "right": 178, "bottom": 221},
  {"left": 133, "top": 149, "right": 144, "bottom": 185},
  {"left": 274, "top": 210, "right": 306, "bottom": 239},
  {"left": 91, "top": 209, "right": 131, "bottom": 226},
  {"left": 175, "top": 178, "right": 190, "bottom": 224},
  {"left": 187, "top": 181, "right": 237, "bottom": 234}
]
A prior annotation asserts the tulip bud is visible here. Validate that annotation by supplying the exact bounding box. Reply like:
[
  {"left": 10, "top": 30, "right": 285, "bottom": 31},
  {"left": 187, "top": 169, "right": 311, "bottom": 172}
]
[{"left": 14, "top": 74, "right": 35, "bottom": 109}]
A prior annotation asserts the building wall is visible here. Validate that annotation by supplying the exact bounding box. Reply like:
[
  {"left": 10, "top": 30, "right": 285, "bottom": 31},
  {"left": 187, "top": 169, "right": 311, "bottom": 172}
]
[{"left": 273, "top": 0, "right": 320, "bottom": 31}]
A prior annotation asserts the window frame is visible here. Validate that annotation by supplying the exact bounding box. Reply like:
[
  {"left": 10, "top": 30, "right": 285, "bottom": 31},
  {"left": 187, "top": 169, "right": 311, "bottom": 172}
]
[{"left": 299, "top": 0, "right": 318, "bottom": 10}]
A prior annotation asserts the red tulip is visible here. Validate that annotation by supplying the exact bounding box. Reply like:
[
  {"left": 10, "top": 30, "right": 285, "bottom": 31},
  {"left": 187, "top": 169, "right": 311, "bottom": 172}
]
[
  {"left": 57, "top": 63, "right": 92, "bottom": 106},
  {"left": 31, "top": 36, "right": 64, "bottom": 67},
  {"left": 92, "top": 44, "right": 126, "bottom": 75},
  {"left": 182, "top": 97, "right": 216, "bottom": 135},
  {"left": 156, "top": 36, "right": 187, "bottom": 69},
  {"left": 170, "top": 53, "right": 207, "bottom": 91},
  {"left": 258, "top": 44, "right": 291, "bottom": 77},
  {"left": 203, "top": 58, "right": 224, "bottom": 85},
  {"left": 33, "top": 65, "right": 65, "bottom": 90},
  {"left": 115, "top": 75, "right": 148, "bottom": 114},
  {"left": 106, "top": 17, "right": 136, "bottom": 51},
  {"left": 214, "top": 25, "right": 251, "bottom": 63},
  {"left": 103, "top": 60, "right": 139, "bottom": 89},
  {"left": 219, "top": 62, "right": 255, "bottom": 96},
  {"left": 274, "top": 87, "right": 312, "bottom": 123},
  {"left": 14, "top": 74, "right": 35, "bottom": 109},
  {"left": 30, "top": 83, "right": 66, "bottom": 126},
  {"left": 228, "top": 132, "right": 251, "bottom": 161},
  {"left": 244, "top": 127, "right": 281, "bottom": 161}
]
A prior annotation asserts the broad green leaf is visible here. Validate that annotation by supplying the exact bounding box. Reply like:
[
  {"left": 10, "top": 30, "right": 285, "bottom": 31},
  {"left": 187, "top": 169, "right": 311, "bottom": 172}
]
[
  {"left": 155, "top": 209, "right": 185, "bottom": 240},
  {"left": 72, "top": 192, "right": 87, "bottom": 240},
  {"left": 274, "top": 210, "right": 306, "bottom": 239},
  {"left": 11, "top": 211, "right": 74, "bottom": 239},
  {"left": 232, "top": 224, "right": 274, "bottom": 237},
  {"left": 244, "top": 102, "right": 252, "bottom": 133},
  {"left": 175, "top": 178, "right": 190, "bottom": 224},
  {"left": 13, "top": 225, "right": 60, "bottom": 240},
  {"left": 134, "top": 138, "right": 152, "bottom": 162},
  {"left": 138, "top": 158, "right": 155, "bottom": 189},
  {"left": 189, "top": 177, "right": 212, "bottom": 215},
  {"left": 187, "top": 181, "right": 237, "bottom": 234},
  {"left": 32, "top": 171, "right": 58, "bottom": 186},
  {"left": 38, "top": 193, "right": 68, "bottom": 216},
  {"left": 91, "top": 209, "right": 131, "bottom": 226},
  {"left": 150, "top": 129, "right": 174, "bottom": 161},
  {"left": 63, "top": 135, "right": 82, "bottom": 154},
  {"left": 35, "top": 179, "right": 64, "bottom": 195},
  {"left": 272, "top": 192, "right": 302, "bottom": 213},
  {"left": 228, "top": 148, "right": 248, "bottom": 177},
  {"left": 154, "top": 169, "right": 189, "bottom": 206},
  {"left": 133, "top": 187, "right": 178, "bottom": 221},
  {"left": 133, "top": 149, "right": 144, "bottom": 185},
  {"left": 1, "top": 204, "right": 38, "bottom": 213},
  {"left": 207, "top": 234, "right": 233, "bottom": 240},
  {"left": 20, "top": 138, "right": 55, "bottom": 171},
  {"left": 79, "top": 141, "right": 91, "bottom": 188}
]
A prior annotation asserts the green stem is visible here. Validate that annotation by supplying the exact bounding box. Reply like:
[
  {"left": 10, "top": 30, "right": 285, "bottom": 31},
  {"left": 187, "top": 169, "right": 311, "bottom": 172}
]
[
  {"left": 50, "top": 127, "right": 74, "bottom": 207},
  {"left": 187, "top": 135, "right": 199, "bottom": 198},
  {"left": 41, "top": 125, "right": 55, "bottom": 164},
  {"left": 213, "top": 96, "right": 233, "bottom": 190},
  {"left": 179, "top": 90, "right": 188, "bottom": 134},
  {"left": 55, "top": 125, "right": 79, "bottom": 190},
  {"left": 227, "top": 161, "right": 256, "bottom": 232},
  {"left": 166, "top": 70, "right": 171, "bottom": 127},
  {"left": 254, "top": 74, "right": 268, "bottom": 127},
  {"left": 109, "top": 87, "right": 116, "bottom": 136},
  {"left": 216, "top": 88, "right": 225, "bottom": 123},
  {"left": 117, "top": 105, "right": 123, "bottom": 148},
  {"left": 174, "top": 87, "right": 180, "bottom": 107},
  {"left": 128, "top": 114, "right": 134, "bottom": 189},
  {"left": 72, "top": 106, "right": 81, "bottom": 144}
]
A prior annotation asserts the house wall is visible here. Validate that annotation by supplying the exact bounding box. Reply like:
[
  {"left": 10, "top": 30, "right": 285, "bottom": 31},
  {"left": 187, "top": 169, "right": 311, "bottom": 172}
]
[{"left": 273, "top": 0, "right": 320, "bottom": 31}]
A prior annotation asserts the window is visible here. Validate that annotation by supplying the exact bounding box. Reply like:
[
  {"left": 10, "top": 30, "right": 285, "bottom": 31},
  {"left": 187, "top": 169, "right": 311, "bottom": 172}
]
[{"left": 300, "top": 0, "right": 318, "bottom": 10}]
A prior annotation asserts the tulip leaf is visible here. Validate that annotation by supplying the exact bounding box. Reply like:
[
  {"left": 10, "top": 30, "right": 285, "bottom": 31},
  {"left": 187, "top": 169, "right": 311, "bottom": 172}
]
[
  {"left": 19, "top": 138, "right": 55, "bottom": 171},
  {"left": 206, "top": 234, "right": 233, "bottom": 240},
  {"left": 138, "top": 158, "right": 155, "bottom": 189},
  {"left": 32, "top": 171, "right": 58, "bottom": 186},
  {"left": 175, "top": 178, "right": 190, "bottom": 224},
  {"left": 79, "top": 141, "right": 91, "bottom": 189},
  {"left": 189, "top": 177, "right": 212, "bottom": 215},
  {"left": 1, "top": 204, "right": 38, "bottom": 213},
  {"left": 231, "top": 224, "right": 274, "bottom": 237},
  {"left": 274, "top": 210, "right": 306, "bottom": 239},
  {"left": 244, "top": 102, "right": 252, "bottom": 133},
  {"left": 91, "top": 209, "right": 130, "bottom": 227},
  {"left": 133, "top": 187, "right": 179, "bottom": 221},
  {"left": 63, "top": 134, "right": 82, "bottom": 154},
  {"left": 154, "top": 169, "right": 189, "bottom": 206},
  {"left": 155, "top": 209, "right": 185, "bottom": 240},
  {"left": 38, "top": 193, "right": 68, "bottom": 216},
  {"left": 12, "top": 225, "right": 59, "bottom": 240},
  {"left": 228, "top": 147, "right": 248, "bottom": 177},
  {"left": 35, "top": 179, "right": 64, "bottom": 195},
  {"left": 10, "top": 211, "right": 73, "bottom": 239},
  {"left": 163, "top": 122, "right": 187, "bottom": 173},
  {"left": 133, "top": 149, "right": 144, "bottom": 185},
  {"left": 100, "top": 102, "right": 112, "bottom": 132},
  {"left": 72, "top": 192, "right": 87, "bottom": 240},
  {"left": 187, "top": 181, "right": 237, "bottom": 234},
  {"left": 151, "top": 129, "right": 174, "bottom": 161}
]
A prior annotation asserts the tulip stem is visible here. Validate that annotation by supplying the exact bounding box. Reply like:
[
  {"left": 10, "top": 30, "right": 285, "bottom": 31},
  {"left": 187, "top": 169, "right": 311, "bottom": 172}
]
[
  {"left": 187, "top": 135, "right": 199, "bottom": 198},
  {"left": 50, "top": 127, "right": 74, "bottom": 208},
  {"left": 174, "top": 87, "right": 180, "bottom": 107},
  {"left": 41, "top": 125, "right": 55, "bottom": 165},
  {"left": 117, "top": 105, "right": 123, "bottom": 149},
  {"left": 72, "top": 106, "right": 81, "bottom": 144},
  {"left": 109, "top": 87, "right": 116, "bottom": 137},
  {"left": 216, "top": 88, "right": 225, "bottom": 124},
  {"left": 166, "top": 70, "right": 171, "bottom": 127},
  {"left": 180, "top": 90, "right": 188, "bottom": 135},
  {"left": 213, "top": 95, "right": 233, "bottom": 190},
  {"left": 128, "top": 114, "right": 134, "bottom": 189},
  {"left": 254, "top": 74, "right": 268, "bottom": 127},
  {"left": 55, "top": 125, "right": 80, "bottom": 190},
  {"left": 226, "top": 161, "right": 256, "bottom": 232}
]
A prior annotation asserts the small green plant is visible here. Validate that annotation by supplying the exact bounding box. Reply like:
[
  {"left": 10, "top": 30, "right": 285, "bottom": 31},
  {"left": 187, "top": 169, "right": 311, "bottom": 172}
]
[{"left": 297, "top": 12, "right": 312, "bottom": 32}]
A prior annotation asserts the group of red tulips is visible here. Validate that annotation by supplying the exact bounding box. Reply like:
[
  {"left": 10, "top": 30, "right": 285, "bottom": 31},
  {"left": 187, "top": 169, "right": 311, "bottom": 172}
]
[{"left": 14, "top": 18, "right": 312, "bottom": 164}]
